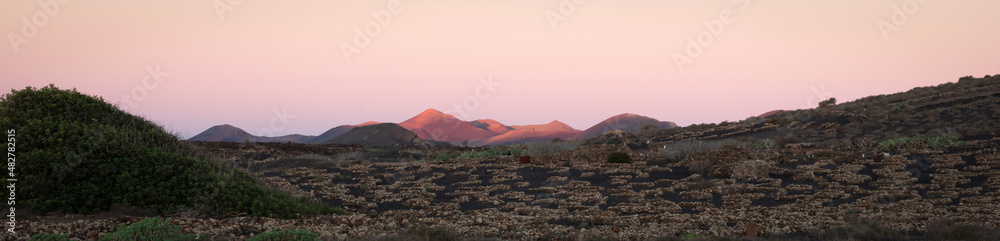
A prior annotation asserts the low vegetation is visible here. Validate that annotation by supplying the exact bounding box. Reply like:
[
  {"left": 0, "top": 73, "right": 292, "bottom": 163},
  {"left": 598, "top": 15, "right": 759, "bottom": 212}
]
[
  {"left": 654, "top": 75, "right": 1000, "bottom": 149},
  {"left": 814, "top": 217, "right": 900, "bottom": 241},
  {"left": 248, "top": 229, "right": 320, "bottom": 241},
  {"left": 0, "top": 85, "right": 343, "bottom": 218},
  {"left": 876, "top": 134, "right": 967, "bottom": 152},
  {"left": 28, "top": 234, "right": 71, "bottom": 241},
  {"left": 660, "top": 139, "right": 744, "bottom": 162},
  {"left": 368, "top": 226, "right": 462, "bottom": 241},
  {"left": 458, "top": 141, "right": 581, "bottom": 159},
  {"left": 10, "top": 75, "right": 1000, "bottom": 239},
  {"left": 925, "top": 218, "right": 1000, "bottom": 241},
  {"left": 334, "top": 151, "right": 365, "bottom": 161},
  {"left": 459, "top": 145, "right": 525, "bottom": 158},
  {"left": 525, "top": 140, "right": 580, "bottom": 156},
  {"left": 436, "top": 153, "right": 452, "bottom": 161},
  {"left": 606, "top": 152, "right": 631, "bottom": 163},
  {"left": 99, "top": 217, "right": 197, "bottom": 241},
  {"left": 755, "top": 138, "right": 775, "bottom": 149}
]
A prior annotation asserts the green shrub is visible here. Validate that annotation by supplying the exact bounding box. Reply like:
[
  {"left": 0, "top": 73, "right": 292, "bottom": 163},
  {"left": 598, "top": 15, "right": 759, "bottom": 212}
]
[
  {"left": 435, "top": 153, "right": 451, "bottom": 161},
  {"left": 99, "top": 217, "right": 196, "bottom": 241},
  {"left": 926, "top": 219, "right": 1000, "bottom": 241},
  {"left": 876, "top": 136, "right": 921, "bottom": 152},
  {"left": 818, "top": 97, "right": 837, "bottom": 108},
  {"left": 818, "top": 217, "right": 899, "bottom": 241},
  {"left": 29, "top": 233, "right": 71, "bottom": 241},
  {"left": 606, "top": 152, "right": 631, "bottom": 163},
  {"left": 958, "top": 75, "right": 975, "bottom": 82},
  {"left": 249, "top": 229, "right": 320, "bottom": 241},
  {"left": 756, "top": 138, "right": 775, "bottom": 149},
  {"left": 765, "top": 118, "right": 792, "bottom": 126},
  {"left": 877, "top": 134, "right": 966, "bottom": 152},
  {"left": 0, "top": 85, "right": 343, "bottom": 218},
  {"left": 891, "top": 102, "right": 909, "bottom": 111},
  {"left": 459, "top": 146, "right": 525, "bottom": 159},
  {"left": 926, "top": 134, "right": 966, "bottom": 149}
]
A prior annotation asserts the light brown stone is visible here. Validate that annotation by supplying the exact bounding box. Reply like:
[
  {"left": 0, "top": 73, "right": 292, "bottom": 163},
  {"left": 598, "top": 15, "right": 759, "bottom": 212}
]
[{"left": 744, "top": 221, "right": 759, "bottom": 237}]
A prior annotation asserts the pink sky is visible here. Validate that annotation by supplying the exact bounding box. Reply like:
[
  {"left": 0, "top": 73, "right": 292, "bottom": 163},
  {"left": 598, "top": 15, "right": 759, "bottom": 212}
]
[{"left": 2, "top": 1, "right": 998, "bottom": 138}]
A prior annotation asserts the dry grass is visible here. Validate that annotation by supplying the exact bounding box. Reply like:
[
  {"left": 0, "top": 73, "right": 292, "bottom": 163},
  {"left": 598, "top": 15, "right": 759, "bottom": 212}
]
[
  {"left": 364, "top": 226, "right": 466, "bottom": 241},
  {"left": 814, "top": 217, "right": 900, "bottom": 241},
  {"left": 730, "top": 160, "right": 772, "bottom": 180},
  {"left": 926, "top": 218, "right": 1000, "bottom": 241},
  {"left": 661, "top": 139, "right": 745, "bottom": 162},
  {"left": 334, "top": 151, "right": 365, "bottom": 162},
  {"left": 688, "top": 159, "right": 713, "bottom": 175},
  {"left": 525, "top": 140, "right": 581, "bottom": 156}
]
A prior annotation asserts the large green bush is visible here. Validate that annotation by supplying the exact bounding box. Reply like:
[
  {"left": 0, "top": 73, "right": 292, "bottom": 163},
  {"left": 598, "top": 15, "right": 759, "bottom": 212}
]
[{"left": 0, "top": 85, "right": 343, "bottom": 217}]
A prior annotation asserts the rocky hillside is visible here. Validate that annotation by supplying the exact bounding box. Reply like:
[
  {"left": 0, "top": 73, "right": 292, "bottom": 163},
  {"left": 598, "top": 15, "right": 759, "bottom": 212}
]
[
  {"left": 648, "top": 75, "right": 1000, "bottom": 148},
  {"left": 326, "top": 123, "right": 450, "bottom": 147}
]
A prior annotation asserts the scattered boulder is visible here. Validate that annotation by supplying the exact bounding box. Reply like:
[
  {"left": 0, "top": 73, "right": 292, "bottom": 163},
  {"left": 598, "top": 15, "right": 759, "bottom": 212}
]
[{"left": 744, "top": 221, "right": 759, "bottom": 237}]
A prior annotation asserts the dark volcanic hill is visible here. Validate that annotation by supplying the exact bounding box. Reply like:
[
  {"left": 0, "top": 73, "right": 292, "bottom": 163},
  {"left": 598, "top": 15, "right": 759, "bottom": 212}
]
[
  {"left": 308, "top": 121, "right": 382, "bottom": 144},
  {"left": 575, "top": 113, "right": 678, "bottom": 140},
  {"left": 267, "top": 134, "right": 316, "bottom": 143},
  {"left": 325, "top": 123, "right": 448, "bottom": 146},
  {"left": 188, "top": 124, "right": 314, "bottom": 143},
  {"left": 308, "top": 125, "right": 354, "bottom": 144},
  {"left": 188, "top": 124, "right": 256, "bottom": 142},
  {"left": 189, "top": 110, "right": 686, "bottom": 146}
]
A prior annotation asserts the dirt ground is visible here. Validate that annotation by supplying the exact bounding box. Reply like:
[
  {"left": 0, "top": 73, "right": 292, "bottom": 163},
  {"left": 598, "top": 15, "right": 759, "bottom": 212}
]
[{"left": 10, "top": 139, "right": 1000, "bottom": 240}]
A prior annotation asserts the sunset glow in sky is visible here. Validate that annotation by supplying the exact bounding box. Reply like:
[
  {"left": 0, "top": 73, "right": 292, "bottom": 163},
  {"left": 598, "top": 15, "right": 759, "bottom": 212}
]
[{"left": 2, "top": 1, "right": 998, "bottom": 138}]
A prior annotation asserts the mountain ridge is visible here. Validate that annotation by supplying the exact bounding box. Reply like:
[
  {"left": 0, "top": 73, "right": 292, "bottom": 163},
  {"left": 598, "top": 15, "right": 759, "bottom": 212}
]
[{"left": 189, "top": 109, "right": 678, "bottom": 146}]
